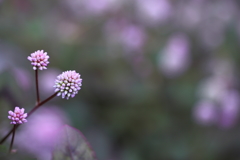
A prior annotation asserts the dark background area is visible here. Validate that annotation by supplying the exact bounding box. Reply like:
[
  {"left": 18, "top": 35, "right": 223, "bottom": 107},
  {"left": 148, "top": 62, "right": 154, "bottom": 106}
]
[{"left": 1, "top": 0, "right": 240, "bottom": 160}]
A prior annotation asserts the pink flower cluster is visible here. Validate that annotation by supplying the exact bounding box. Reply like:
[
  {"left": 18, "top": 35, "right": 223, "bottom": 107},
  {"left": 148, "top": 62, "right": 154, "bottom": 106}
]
[
  {"left": 8, "top": 107, "right": 28, "bottom": 125},
  {"left": 54, "top": 70, "right": 82, "bottom": 99},
  {"left": 27, "top": 50, "right": 50, "bottom": 70}
]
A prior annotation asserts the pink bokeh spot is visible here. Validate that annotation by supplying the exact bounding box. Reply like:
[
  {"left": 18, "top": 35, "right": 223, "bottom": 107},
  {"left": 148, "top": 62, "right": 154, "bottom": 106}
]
[
  {"left": 193, "top": 100, "right": 217, "bottom": 125},
  {"left": 135, "top": 0, "right": 172, "bottom": 26},
  {"left": 219, "top": 90, "right": 240, "bottom": 128},
  {"left": 16, "top": 106, "right": 69, "bottom": 160},
  {"left": 104, "top": 18, "right": 147, "bottom": 53},
  {"left": 159, "top": 33, "right": 190, "bottom": 78}
]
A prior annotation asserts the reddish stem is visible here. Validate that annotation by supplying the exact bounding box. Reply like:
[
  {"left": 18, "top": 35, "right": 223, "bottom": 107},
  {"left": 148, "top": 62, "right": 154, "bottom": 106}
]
[
  {"left": 0, "top": 92, "right": 58, "bottom": 144},
  {"left": 35, "top": 70, "right": 40, "bottom": 104},
  {"left": 9, "top": 125, "right": 16, "bottom": 153}
]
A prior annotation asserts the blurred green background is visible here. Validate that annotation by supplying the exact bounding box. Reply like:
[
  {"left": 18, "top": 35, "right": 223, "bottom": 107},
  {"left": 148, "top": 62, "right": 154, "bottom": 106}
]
[{"left": 1, "top": 0, "right": 240, "bottom": 160}]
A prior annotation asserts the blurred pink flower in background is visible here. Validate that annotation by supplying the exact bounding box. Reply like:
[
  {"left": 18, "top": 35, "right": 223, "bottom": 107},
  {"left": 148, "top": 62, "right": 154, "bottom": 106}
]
[
  {"left": 198, "top": 77, "right": 227, "bottom": 102},
  {"left": 135, "top": 0, "right": 172, "bottom": 26},
  {"left": 120, "top": 24, "right": 146, "bottom": 52},
  {"left": 193, "top": 59, "right": 240, "bottom": 128},
  {"left": 219, "top": 90, "right": 240, "bottom": 128},
  {"left": 15, "top": 106, "right": 69, "bottom": 160},
  {"left": 193, "top": 100, "right": 217, "bottom": 125},
  {"left": 84, "top": 0, "right": 117, "bottom": 15},
  {"left": 63, "top": 0, "right": 123, "bottom": 18},
  {"left": 158, "top": 33, "right": 190, "bottom": 78},
  {"left": 174, "top": 1, "right": 202, "bottom": 30},
  {"left": 194, "top": 90, "right": 240, "bottom": 128},
  {"left": 104, "top": 19, "right": 147, "bottom": 53},
  {"left": 198, "top": 59, "right": 235, "bottom": 102}
]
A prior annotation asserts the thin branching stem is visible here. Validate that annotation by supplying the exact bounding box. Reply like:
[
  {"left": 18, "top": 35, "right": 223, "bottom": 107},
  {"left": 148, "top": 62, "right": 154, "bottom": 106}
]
[
  {"left": 35, "top": 70, "right": 40, "bottom": 104},
  {"left": 28, "top": 92, "right": 58, "bottom": 117},
  {"left": 9, "top": 125, "right": 16, "bottom": 153},
  {"left": 0, "top": 92, "right": 58, "bottom": 144}
]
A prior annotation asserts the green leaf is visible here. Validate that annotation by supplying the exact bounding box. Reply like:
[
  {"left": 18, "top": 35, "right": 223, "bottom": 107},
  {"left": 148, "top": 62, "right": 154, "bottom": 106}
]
[{"left": 52, "top": 125, "right": 97, "bottom": 160}]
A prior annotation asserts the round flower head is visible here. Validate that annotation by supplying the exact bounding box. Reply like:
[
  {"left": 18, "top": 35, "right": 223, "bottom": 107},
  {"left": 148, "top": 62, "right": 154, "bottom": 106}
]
[
  {"left": 8, "top": 107, "right": 28, "bottom": 125},
  {"left": 54, "top": 70, "right": 82, "bottom": 99},
  {"left": 27, "top": 50, "right": 50, "bottom": 70}
]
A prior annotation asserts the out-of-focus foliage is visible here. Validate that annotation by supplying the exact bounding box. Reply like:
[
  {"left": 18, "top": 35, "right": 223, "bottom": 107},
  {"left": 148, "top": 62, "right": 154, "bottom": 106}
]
[
  {"left": 52, "top": 125, "right": 96, "bottom": 160},
  {"left": 1, "top": 0, "right": 240, "bottom": 160}
]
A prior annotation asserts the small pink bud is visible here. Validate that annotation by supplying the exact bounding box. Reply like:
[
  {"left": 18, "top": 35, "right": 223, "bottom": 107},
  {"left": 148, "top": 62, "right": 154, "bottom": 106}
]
[
  {"left": 27, "top": 50, "right": 50, "bottom": 70},
  {"left": 8, "top": 107, "right": 28, "bottom": 125}
]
